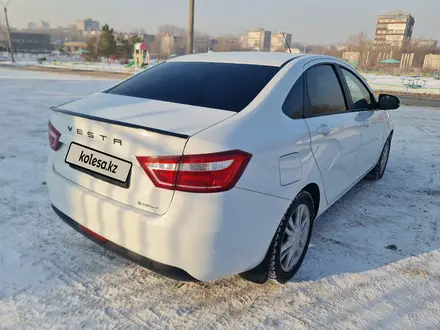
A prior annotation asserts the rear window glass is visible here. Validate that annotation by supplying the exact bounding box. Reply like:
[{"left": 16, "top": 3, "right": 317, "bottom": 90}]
[{"left": 107, "top": 62, "right": 279, "bottom": 112}]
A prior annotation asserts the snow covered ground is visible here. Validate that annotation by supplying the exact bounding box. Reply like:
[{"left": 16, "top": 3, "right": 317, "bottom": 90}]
[
  {"left": 40, "top": 61, "right": 139, "bottom": 74},
  {"left": 1, "top": 68, "right": 440, "bottom": 329},
  {"left": 364, "top": 74, "right": 440, "bottom": 95}
]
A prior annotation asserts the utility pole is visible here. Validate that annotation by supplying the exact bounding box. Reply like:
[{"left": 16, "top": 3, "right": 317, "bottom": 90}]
[
  {"left": 187, "top": 0, "right": 195, "bottom": 54},
  {"left": 2, "top": 0, "right": 14, "bottom": 63},
  {"left": 282, "top": 32, "right": 292, "bottom": 53}
]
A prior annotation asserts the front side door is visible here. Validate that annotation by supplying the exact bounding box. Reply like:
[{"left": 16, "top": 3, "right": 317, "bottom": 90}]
[
  {"left": 339, "top": 66, "right": 387, "bottom": 175},
  {"left": 303, "top": 63, "right": 361, "bottom": 204}
]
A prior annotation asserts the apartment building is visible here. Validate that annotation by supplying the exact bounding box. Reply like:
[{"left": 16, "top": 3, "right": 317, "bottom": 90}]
[
  {"left": 247, "top": 29, "right": 271, "bottom": 52},
  {"left": 373, "top": 10, "right": 415, "bottom": 49},
  {"left": 76, "top": 19, "right": 100, "bottom": 32},
  {"left": 270, "top": 32, "right": 292, "bottom": 52}
]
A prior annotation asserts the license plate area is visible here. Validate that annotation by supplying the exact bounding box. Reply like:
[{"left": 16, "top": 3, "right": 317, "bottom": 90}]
[{"left": 65, "top": 142, "right": 132, "bottom": 188}]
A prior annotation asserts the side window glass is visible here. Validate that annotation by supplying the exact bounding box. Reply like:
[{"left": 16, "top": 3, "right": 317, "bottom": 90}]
[
  {"left": 306, "top": 65, "right": 347, "bottom": 116},
  {"left": 282, "top": 74, "right": 304, "bottom": 119},
  {"left": 341, "top": 68, "right": 374, "bottom": 110}
]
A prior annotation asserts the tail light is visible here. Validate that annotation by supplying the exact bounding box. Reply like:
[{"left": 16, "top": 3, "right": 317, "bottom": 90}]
[
  {"left": 48, "top": 120, "right": 62, "bottom": 151},
  {"left": 136, "top": 150, "right": 252, "bottom": 193}
]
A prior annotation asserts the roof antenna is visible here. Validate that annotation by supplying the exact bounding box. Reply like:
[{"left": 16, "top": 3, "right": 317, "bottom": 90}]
[{"left": 282, "top": 32, "right": 292, "bottom": 53}]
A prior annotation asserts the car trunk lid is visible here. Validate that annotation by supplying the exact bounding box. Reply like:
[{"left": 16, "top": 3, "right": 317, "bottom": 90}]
[{"left": 49, "top": 93, "right": 235, "bottom": 215}]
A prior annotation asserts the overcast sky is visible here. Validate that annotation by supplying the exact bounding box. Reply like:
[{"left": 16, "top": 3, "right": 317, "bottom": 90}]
[{"left": 5, "top": 0, "right": 440, "bottom": 44}]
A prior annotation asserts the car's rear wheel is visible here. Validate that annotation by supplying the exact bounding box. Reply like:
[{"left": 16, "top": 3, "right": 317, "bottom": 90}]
[
  {"left": 366, "top": 134, "right": 392, "bottom": 180},
  {"left": 241, "top": 191, "right": 314, "bottom": 284}
]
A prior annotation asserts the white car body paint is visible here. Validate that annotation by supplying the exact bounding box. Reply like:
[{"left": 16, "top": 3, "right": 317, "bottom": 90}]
[
  {"left": 46, "top": 53, "right": 394, "bottom": 281},
  {"left": 279, "top": 153, "right": 303, "bottom": 186}
]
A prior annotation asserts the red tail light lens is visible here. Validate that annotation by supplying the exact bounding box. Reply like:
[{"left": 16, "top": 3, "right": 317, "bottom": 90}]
[
  {"left": 48, "top": 120, "right": 62, "bottom": 151},
  {"left": 80, "top": 225, "right": 109, "bottom": 243},
  {"left": 136, "top": 150, "right": 252, "bottom": 193}
]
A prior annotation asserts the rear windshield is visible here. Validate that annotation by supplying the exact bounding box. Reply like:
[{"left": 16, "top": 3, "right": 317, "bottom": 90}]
[{"left": 107, "top": 62, "right": 279, "bottom": 112}]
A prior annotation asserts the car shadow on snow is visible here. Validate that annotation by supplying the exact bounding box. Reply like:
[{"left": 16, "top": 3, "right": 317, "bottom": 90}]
[{"left": 294, "top": 148, "right": 440, "bottom": 282}]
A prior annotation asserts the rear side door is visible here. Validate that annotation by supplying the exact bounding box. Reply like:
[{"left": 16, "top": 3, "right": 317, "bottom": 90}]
[
  {"left": 338, "top": 66, "right": 387, "bottom": 174},
  {"left": 303, "top": 62, "right": 361, "bottom": 204}
]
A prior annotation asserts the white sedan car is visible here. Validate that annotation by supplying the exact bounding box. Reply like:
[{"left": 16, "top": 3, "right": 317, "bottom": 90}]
[{"left": 47, "top": 52, "right": 400, "bottom": 284}]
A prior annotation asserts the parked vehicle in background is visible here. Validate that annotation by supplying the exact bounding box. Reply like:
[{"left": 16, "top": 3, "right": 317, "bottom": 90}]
[{"left": 46, "top": 52, "right": 400, "bottom": 284}]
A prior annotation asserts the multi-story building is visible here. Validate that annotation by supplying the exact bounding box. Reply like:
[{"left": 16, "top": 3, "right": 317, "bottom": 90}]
[
  {"left": 270, "top": 32, "right": 292, "bottom": 52},
  {"left": 247, "top": 28, "right": 271, "bottom": 52},
  {"left": 373, "top": 10, "right": 415, "bottom": 49},
  {"left": 423, "top": 54, "right": 440, "bottom": 71},
  {"left": 76, "top": 18, "right": 100, "bottom": 32},
  {"left": 160, "top": 34, "right": 187, "bottom": 56},
  {"left": 40, "top": 21, "right": 50, "bottom": 30},
  {"left": 27, "top": 22, "right": 37, "bottom": 30},
  {"left": 0, "top": 32, "right": 53, "bottom": 53},
  {"left": 63, "top": 41, "right": 87, "bottom": 53}
]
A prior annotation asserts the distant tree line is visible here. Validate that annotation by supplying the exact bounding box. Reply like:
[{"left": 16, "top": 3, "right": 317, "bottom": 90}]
[
  {"left": 84, "top": 24, "right": 440, "bottom": 67},
  {"left": 86, "top": 24, "right": 143, "bottom": 62}
]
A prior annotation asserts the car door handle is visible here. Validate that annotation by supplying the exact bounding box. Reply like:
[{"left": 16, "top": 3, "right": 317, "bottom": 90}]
[
  {"left": 362, "top": 120, "right": 370, "bottom": 127},
  {"left": 317, "top": 124, "right": 332, "bottom": 136}
]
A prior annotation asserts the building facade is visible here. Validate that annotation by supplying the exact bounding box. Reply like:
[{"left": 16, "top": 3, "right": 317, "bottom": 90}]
[
  {"left": 63, "top": 41, "right": 87, "bottom": 53},
  {"left": 270, "top": 32, "right": 292, "bottom": 52},
  {"left": 27, "top": 22, "right": 37, "bottom": 30},
  {"left": 160, "top": 34, "right": 187, "bottom": 56},
  {"left": 40, "top": 21, "right": 50, "bottom": 30},
  {"left": 1, "top": 32, "right": 53, "bottom": 53},
  {"left": 373, "top": 11, "right": 415, "bottom": 49},
  {"left": 247, "top": 29, "right": 271, "bottom": 52},
  {"left": 423, "top": 54, "right": 440, "bottom": 71},
  {"left": 76, "top": 19, "right": 100, "bottom": 32}
]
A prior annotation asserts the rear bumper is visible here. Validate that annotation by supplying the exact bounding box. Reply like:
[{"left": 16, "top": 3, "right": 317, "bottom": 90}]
[
  {"left": 47, "top": 164, "right": 290, "bottom": 281},
  {"left": 52, "top": 205, "right": 197, "bottom": 282}
]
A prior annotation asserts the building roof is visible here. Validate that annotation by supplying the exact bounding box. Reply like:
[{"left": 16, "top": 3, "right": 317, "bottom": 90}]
[
  {"left": 168, "top": 52, "right": 304, "bottom": 67},
  {"left": 378, "top": 10, "right": 413, "bottom": 18}
]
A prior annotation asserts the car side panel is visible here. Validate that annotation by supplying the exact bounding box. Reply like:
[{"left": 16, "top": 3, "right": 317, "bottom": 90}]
[
  {"left": 354, "top": 109, "right": 389, "bottom": 173},
  {"left": 305, "top": 112, "right": 362, "bottom": 204},
  {"left": 184, "top": 58, "right": 327, "bottom": 217},
  {"left": 336, "top": 62, "right": 392, "bottom": 175}
]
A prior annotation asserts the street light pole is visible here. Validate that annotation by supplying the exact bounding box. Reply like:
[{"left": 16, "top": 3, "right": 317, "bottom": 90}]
[
  {"left": 187, "top": 0, "right": 194, "bottom": 54},
  {"left": 2, "top": 0, "right": 14, "bottom": 63}
]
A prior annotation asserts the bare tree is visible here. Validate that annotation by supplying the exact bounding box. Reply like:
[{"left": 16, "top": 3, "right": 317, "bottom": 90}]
[
  {"left": 309, "top": 44, "right": 326, "bottom": 55},
  {"left": 149, "top": 38, "right": 161, "bottom": 57},
  {"left": 157, "top": 24, "right": 187, "bottom": 37},
  {"left": 347, "top": 32, "right": 372, "bottom": 52},
  {"left": 213, "top": 35, "right": 243, "bottom": 52},
  {"left": 402, "top": 40, "right": 437, "bottom": 69},
  {"left": 324, "top": 45, "right": 343, "bottom": 58},
  {"left": 194, "top": 34, "right": 211, "bottom": 53},
  {"left": 344, "top": 32, "right": 375, "bottom": 70}
]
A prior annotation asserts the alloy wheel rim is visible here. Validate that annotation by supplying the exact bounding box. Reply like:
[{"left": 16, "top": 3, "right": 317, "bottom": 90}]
[{"left": 280, "top": 204, "right": 311, "bottom": 272}]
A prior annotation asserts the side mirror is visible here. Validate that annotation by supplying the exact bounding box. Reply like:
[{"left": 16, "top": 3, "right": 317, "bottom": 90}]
[{"left": 378, "top": 94, "right": 400, "bottom": 110}]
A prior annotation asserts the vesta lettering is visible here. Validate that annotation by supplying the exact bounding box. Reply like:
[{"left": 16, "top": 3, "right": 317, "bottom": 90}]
[{"left": 67, "top": 127, "right": 122, "bottom": 145}]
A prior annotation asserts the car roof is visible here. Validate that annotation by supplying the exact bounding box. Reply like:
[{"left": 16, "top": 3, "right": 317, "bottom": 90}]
[{"left": 167, "top": 52, "right": 307, "bottom": 67}]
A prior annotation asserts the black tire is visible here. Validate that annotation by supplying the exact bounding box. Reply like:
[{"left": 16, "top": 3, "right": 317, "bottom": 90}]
[
  {"left": 240, "top": 191, "right": 315, "bottom": 284},
  {"left": 366, "top": 134, "right": 392, "bottom": 181}
]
